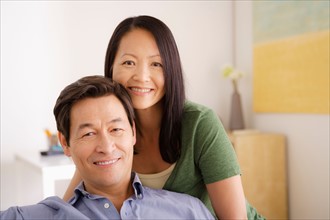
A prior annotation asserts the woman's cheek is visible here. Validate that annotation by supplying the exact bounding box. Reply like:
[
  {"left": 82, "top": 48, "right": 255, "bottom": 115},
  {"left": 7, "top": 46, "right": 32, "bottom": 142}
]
[{"left": 112, "top": 70, "right": 128, "bottom": 85}]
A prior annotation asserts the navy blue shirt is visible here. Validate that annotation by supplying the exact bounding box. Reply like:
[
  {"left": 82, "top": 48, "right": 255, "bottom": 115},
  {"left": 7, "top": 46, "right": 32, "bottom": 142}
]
[{"left": 1, "top": 173, "right": 215, "bottom": 219}]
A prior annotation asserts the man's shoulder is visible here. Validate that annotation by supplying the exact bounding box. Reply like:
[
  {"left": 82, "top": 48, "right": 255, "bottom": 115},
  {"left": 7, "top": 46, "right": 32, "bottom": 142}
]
[
  {"left": 1, "top": 196, "right": 89, "bottom": 220},
  {"left": 140, "top": 186, "right": 215, "bottom": 219},
  {"left": 39, "top": 196, "right": 73, "bottom": 209},
  {"left": 143, "top": 186, "right": 201, "bottom": 204}
]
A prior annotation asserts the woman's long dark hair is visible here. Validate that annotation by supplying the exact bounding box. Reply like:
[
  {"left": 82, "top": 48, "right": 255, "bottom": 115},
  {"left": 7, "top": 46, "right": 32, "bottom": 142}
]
[{"left": 104, "top": 15, "right": 185, "bottom": 163}]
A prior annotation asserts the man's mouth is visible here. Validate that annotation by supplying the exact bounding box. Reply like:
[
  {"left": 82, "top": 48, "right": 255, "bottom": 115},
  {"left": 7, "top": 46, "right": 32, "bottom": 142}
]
[{"left": 94, "top": 159, "right": 119, "bottom": 166}]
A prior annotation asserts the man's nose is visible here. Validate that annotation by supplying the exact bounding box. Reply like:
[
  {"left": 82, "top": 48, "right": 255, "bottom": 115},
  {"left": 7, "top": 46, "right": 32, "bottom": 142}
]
[{"left": 95, "top": 133, "right": 116, "bottom": 153}]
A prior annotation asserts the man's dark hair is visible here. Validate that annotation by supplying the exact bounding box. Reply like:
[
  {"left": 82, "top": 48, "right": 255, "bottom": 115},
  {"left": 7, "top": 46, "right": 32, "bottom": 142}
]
[{"left": 53, "top": 75, "right": 135, "bottom": 145}]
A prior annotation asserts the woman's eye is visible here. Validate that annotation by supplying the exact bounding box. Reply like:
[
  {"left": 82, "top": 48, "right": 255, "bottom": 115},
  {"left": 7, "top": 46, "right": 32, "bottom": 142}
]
[
  {"left": 123, "top": 60, "right": 135, "bottom": 66},
  {"left": 152, "top": 62, "right": 163, "bottom": 68}
]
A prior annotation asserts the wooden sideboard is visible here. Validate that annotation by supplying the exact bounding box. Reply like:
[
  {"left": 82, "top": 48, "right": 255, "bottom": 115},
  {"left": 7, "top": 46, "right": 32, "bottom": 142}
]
[{"left": 229, "top": 130, "right": 289, "bottom": 219}]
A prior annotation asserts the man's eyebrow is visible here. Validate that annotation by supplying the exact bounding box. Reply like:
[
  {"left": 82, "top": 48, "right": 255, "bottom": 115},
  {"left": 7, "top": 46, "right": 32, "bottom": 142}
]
[
  {"left": 78, "top": 123, "right": 93, "bottom": 130},
  {"left": 77, "top": 117, "right": 124, "bottom": 130},
  {"left": 107, "top": 117, "right": 123, "bottom": 124}
]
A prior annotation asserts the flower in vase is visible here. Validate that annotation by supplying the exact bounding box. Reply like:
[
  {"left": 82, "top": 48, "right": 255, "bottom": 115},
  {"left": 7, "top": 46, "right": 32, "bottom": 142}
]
[
  {"left": 221, "top": 64, "right": 245, "bottom": 130},
  {"left": 221, "top": 64, "right": 244, "bottom": 93}
]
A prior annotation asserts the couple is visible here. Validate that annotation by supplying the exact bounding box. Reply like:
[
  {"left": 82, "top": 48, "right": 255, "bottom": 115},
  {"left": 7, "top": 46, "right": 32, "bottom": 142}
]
[{"left": 2, "top": 15, "right": 264, "bottom": 219}]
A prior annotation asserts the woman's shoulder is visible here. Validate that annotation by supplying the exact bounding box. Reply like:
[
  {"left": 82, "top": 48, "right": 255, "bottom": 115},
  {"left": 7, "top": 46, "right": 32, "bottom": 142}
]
[
  {"left": 183, "top": 100, "right": 217, "bottom": 119},
  {"left": 184, "top": 100, "right": 212, "bottom": 113},
  {"left": 182, "top": 100, "right": 222, "bottom": 131}
]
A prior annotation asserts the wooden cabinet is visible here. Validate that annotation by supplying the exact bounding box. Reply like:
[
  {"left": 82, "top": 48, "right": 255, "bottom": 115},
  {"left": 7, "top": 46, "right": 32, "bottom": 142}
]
[{"left": 230, "top": 130, "right": 288, "bottom": 219}]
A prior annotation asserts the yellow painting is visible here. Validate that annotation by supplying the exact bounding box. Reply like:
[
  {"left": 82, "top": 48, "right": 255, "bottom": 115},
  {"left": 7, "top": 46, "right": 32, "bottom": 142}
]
[{"left": 253, "top": 1, "right": 330, "bottom": 114}]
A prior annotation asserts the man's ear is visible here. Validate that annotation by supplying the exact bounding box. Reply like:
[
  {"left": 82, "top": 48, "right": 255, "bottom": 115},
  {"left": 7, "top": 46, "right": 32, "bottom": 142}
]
[
  {"left": 58, "top": 132, "right": 71, "bottom": 157},
  {"left": 132, "top": 122, "right": 136, "bottom": 146}
]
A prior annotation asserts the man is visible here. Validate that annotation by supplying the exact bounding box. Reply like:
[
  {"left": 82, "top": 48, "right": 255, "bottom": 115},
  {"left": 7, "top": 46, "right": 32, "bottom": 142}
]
[{"left": 1, "top": 75, "right": 214, "bottom": 219}]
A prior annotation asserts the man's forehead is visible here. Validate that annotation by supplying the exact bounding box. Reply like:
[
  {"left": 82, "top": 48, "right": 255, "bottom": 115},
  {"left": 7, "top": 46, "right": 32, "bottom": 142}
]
[{"left": 70, "top": 95, "right": 129, "bottom": 123}]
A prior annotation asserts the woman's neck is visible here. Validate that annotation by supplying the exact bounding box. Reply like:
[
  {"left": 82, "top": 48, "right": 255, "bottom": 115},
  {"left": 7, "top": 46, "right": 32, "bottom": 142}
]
[
  {"left": 134, "top": 100, "right": 163, "bottom": 138},
  {"left": 133, "top": 100, "right": 171, "bottom": 173}
]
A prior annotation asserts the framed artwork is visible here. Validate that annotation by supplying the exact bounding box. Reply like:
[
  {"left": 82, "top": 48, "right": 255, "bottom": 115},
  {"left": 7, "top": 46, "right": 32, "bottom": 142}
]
[{"left": 253, "top": 1, "right": 329, "bottom": 114}]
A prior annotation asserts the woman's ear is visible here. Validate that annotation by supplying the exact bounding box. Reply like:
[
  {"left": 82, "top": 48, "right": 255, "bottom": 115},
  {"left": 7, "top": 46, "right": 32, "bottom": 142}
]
[{"left": 58, "top": 132, "right": 71, "bottom": 157}]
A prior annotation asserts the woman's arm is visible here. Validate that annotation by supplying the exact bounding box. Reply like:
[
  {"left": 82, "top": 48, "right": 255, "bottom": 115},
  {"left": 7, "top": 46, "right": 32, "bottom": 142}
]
[
  {"left": 206, "top": 175, "right": 247, "bottom": 219},
  {"left": 63, "top": 169, "right": 82, "bottom": 201}
]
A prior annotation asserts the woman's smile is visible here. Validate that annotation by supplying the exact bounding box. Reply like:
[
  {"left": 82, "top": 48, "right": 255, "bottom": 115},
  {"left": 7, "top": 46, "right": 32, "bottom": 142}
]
[{"left": 129, "top": 86, "right": 153, "bottom": 95}]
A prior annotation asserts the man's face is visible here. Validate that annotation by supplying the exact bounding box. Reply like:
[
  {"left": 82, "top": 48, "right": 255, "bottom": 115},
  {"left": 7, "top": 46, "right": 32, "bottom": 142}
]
[{"left": 59, "top": 95, "right": 136, "bottom": 193}]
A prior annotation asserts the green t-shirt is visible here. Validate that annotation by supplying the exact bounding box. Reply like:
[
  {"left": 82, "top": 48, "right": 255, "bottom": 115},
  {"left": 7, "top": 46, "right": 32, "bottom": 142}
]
[
  {"left": 163, "top": 101, "right": 265, "bottom": 219},
  {"left": 163, "top": 101, "right": 239, "bottom": 214}
]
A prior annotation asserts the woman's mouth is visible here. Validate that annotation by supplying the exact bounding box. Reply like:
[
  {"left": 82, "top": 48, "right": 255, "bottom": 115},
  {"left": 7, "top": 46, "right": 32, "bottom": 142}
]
[{"left": 130, "top": 87, "right": 152, "bottom": 94}]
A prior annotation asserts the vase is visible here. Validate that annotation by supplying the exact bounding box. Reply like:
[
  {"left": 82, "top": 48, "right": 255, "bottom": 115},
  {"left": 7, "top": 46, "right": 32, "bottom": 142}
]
[{"left": 229, "top": 90, "right": 245, "bottom": 131}]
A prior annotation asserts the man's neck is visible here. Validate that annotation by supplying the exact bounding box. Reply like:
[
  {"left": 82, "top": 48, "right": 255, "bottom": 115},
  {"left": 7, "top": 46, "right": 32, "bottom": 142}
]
[
  {"left": 106, "top": 184, "right": 134, "bottom": 212},
  {"left": 83, "top": 179, "right": 134, "bottom": 212}
]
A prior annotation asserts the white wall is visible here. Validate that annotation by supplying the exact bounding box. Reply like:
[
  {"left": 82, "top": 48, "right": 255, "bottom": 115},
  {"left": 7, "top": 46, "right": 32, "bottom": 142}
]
[
  {"left": 1, "top": 1, "right": 234, "bottom": 209},
  {"left": 235, "top": 2, "right": 329, "bottom": 219}
]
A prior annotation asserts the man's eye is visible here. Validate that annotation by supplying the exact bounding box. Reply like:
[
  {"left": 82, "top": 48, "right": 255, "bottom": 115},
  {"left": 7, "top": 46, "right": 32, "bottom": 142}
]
[
  {"left": 82, "top": 132, "right": 94, "bottom": 138},
  {"left": 111, "top": 128, "right": 124, "bottom": 135}
]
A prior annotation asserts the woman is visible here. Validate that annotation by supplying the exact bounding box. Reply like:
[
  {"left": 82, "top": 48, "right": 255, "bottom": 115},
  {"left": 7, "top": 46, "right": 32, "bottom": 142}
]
[{"left": 64, "top": 15, "right": 264, "bottom": 219}]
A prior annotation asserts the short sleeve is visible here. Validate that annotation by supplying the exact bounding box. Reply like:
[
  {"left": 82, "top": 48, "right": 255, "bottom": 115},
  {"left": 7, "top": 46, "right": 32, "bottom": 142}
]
[{"left": 194, "top": 108, "right": 241, "bottom": 184}]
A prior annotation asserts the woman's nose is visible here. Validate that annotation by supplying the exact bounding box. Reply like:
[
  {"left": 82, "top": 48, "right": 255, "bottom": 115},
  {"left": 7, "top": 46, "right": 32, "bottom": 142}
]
[{"left": 133, "top": 64, "right": 150, "bottom": 82}]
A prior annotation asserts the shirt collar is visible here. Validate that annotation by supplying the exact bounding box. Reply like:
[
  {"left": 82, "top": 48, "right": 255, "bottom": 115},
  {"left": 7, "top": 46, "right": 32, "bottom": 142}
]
[
  {"left": 131, "top": 172, "right": 144, "bottom": 199},
  {"left": 68, "top": 172, "right": 144, "bottom": 204}
]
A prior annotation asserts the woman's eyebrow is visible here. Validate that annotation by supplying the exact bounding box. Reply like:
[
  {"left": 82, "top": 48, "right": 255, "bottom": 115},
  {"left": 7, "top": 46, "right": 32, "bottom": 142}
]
[
  {"left": 120, "top": 53, "right": 136, "bottom": 58},
  {"left": 121, "top": 53, "right": 161, "bottom": 59}
]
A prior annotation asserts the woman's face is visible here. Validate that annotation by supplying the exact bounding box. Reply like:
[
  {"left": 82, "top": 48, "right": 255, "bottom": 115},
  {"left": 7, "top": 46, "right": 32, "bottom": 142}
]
[{"left": 112, "top": 29, "right": 165, "bottom": 110}]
